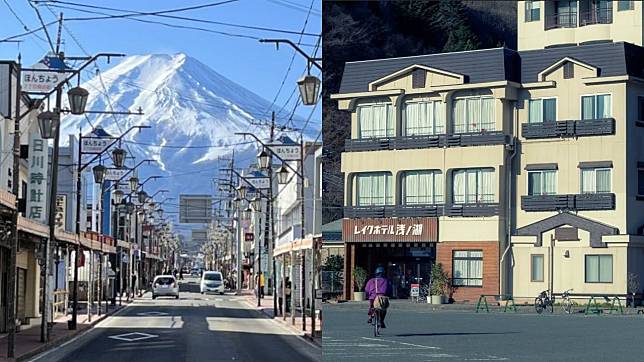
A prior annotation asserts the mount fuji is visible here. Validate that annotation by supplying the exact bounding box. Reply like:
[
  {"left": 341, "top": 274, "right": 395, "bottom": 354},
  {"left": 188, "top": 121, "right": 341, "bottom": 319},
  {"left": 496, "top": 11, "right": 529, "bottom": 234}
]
[{"left": 59, "top": 53, "right": 318, "bottom": 240}]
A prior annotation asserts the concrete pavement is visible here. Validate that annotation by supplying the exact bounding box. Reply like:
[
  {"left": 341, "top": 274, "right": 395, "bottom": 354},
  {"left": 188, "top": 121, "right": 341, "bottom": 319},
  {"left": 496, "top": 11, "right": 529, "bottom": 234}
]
[
  {"left": 28, "top": 277, "right": 320, "bottom": 362},
  {"left": 324, "top": 300, "right": 644, "bottom": 361}
]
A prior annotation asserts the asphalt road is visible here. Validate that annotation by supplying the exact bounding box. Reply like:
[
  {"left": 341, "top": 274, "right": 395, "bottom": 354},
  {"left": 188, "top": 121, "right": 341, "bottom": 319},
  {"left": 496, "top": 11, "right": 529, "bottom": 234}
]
[
  {"left": 30, "top": 277, "right": 320, "bottom": 362},
  {"left": 323, "top": 301, "right": 644, "bottom": 361}
]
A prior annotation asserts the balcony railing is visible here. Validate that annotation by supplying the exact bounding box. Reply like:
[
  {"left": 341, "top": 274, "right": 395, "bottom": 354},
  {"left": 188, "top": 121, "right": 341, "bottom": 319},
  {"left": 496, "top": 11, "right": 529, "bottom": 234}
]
[
  {"left": 344, "top": 203, "right": 500, "bottom": 218},
  {"left": 345, "top": 131, "right": 509, "bottom": 152},
  {"left": 545, "top": 11, "right": 578, "bottom": 30},
  {"left": 580, "top": 8, "right": 612, "bottom": 26},
  {"left": 521, "top": 118, "right": 614, "bottom": 140},
  {"left": 521, "top": 193, "right": 615, "bottom": 212}
]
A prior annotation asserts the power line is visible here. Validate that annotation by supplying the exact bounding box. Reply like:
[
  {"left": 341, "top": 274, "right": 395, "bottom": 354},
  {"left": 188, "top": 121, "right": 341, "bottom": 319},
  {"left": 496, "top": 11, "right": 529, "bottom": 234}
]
[
  {"left": 27, "top": 0, "right": 56, "bottom": 53},
  {"left": 266, "top": 0, "right": 321, "bottom": 17}
]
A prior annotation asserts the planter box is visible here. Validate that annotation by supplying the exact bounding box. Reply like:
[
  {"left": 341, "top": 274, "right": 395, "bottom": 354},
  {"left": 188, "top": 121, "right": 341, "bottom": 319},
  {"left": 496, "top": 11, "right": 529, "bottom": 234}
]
[
  {"left": 353, "top": 291, "right": 365, "bottom": 301},
  {"left": 429, "top": 295, "right": 443, "bottom": 304}
]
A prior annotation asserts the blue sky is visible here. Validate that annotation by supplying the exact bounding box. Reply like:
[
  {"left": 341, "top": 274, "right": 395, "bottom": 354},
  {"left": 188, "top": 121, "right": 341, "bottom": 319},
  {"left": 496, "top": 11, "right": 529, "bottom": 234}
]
[{"left": 0, "top": 0, "right": 321, "bottom": 123}]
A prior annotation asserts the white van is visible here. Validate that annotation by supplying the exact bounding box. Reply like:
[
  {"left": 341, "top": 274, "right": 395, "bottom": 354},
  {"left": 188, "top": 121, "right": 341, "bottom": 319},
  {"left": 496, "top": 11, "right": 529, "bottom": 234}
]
[{"left": 200, "top": 271, "right": 224, "bottom": 295}]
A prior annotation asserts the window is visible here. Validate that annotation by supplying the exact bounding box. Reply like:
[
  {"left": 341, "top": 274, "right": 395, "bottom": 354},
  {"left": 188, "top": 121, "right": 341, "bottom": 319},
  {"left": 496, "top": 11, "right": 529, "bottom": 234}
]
[
  {"left": 404, "top": 100, "right": 445, "bottom": 136},
  {"left": 638, "top": 168, "right": 644, "bottom": 195},
  {"left": 531, "top": 254, "right": 544, "bottom": 282},
  {"left": 452, "top": 250, "right": 483, "bottom": 287},
  {"left": 585, "top": 255, "right": 613, "bottom": 283},
  {"left": 563, "top": 62, "right": 574, "bottom": 79},
  {"left": 402, "top": 170, "right": 443, "bottom": 205},
  {"left": 528, "top": 98, "right": 557, "bottom": 123},
  {"left": 528, "top": 170, "right": 557, "bottom": 195},
  {"left": 452, "top": 168, "right": 495, "bottom": 203},
  {"left": 617, "top": 1, "right": 634, "bottom": 11},
  {"left": 581, "top": 94, "right": 611, "bottom": 120},
  {"left": 638, "top": 96, "right": 644, "bottom": 121},
  {"left": 357, "top": 103, "right": 394, "bottom": 139},
  {"left": 453, "top": 96, "right": 494, "bottom": 133},
  {"left": 525, "top": 0, "right": 540, "bottom": 22},
  {"left": 412, "top": 69, "right": 426, "bottom": 88},
  {"left": 580, "top": 168, "right": 611, "bottom": 193},
  {"left": 356, "top": 173, "right": 393, "bottom": 206}
]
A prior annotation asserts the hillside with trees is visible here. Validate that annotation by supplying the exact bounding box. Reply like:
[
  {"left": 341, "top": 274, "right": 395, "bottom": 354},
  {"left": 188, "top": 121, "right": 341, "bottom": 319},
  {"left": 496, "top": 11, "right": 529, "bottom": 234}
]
[{"left": 322, "top": 0, "right": 516, "bottom": 223}]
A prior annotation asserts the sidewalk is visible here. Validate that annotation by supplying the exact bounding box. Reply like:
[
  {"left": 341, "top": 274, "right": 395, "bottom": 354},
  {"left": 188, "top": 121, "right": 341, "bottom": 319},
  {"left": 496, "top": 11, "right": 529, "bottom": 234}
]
[
  {"left": 240, "top": 290, "right": 322, "bottom": 346},
  {"left": 0, "top": 300, "right": 131, "bottom": 362}
]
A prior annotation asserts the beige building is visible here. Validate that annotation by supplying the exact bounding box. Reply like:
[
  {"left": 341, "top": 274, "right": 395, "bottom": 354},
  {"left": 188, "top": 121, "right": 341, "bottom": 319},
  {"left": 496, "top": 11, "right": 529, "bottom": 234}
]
[{"left": 333, "top": 0, "right": 644, "bottom": 303}]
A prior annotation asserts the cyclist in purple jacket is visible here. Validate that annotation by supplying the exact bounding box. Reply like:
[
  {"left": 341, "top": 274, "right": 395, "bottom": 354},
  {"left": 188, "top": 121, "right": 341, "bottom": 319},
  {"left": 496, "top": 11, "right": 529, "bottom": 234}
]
[{"left": 365, "top": 266, "right": 392, "bottom": 328}]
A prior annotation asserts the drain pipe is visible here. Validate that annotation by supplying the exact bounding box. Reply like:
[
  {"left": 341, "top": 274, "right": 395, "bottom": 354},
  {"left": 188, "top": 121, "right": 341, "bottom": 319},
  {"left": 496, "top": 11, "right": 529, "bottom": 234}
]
[{"left": 500, "top": 100, "right": 518, "bottom": 298}]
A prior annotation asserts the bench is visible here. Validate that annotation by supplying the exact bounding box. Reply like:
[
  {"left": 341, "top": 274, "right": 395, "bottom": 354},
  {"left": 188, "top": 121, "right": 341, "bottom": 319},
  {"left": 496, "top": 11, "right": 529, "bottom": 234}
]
[{"left": 476, "top": 294, "right": 517, "bottom": 313}]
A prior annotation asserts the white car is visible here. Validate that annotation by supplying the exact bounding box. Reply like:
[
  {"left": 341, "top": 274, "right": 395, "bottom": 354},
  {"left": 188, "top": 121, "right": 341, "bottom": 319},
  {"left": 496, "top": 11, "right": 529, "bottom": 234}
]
[
  {"left": 152, "top": 275, "right": 179, "bottom": 299},
  {"left": 200, "top": 271, "right": 225, "bottom": 295}
]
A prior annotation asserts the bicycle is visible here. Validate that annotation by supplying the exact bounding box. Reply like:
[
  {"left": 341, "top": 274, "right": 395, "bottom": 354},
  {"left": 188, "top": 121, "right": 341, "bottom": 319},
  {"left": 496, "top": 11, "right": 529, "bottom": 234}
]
[
  {"left": 561, "top": 289, "right": 574, "bottom": 314},
  {"left": 535, "top": 290, "right": 554, "bottom": 314},
  {"left": 372, "top": 308, "right": 382, "bottom": 336}
]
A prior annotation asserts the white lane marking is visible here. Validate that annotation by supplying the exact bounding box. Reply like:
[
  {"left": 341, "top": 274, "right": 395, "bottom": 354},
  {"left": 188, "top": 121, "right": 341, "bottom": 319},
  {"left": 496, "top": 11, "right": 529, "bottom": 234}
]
[
  {"left": 136, "top": 311, "right": 169, "bottom": 316},
  {"left": 361, "top": 337, "right": 441, "bottom": 350},
  {"left": 108, "top": 332, "right": 159, "bottom": 342}
]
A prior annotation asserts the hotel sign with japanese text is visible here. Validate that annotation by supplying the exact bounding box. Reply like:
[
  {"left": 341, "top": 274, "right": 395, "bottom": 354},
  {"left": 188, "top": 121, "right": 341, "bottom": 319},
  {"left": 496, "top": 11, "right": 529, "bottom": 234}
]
[
  {"left": 27, "top": 133, "right": 50, "bottom": 222},
  {"left": 342, "top": 217, "right": 437, "bottom": 243}
]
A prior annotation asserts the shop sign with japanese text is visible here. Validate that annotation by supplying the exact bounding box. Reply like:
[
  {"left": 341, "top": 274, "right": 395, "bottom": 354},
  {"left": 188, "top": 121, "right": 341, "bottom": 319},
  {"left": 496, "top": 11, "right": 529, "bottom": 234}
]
[
  {"left": 55, "top": 195, "right": 66, "bottom": 230},
  {"left": 342, "top": 217, "right": 437, "bottom": 243},
  {"left": 104, "top": 168, "right": 129, "bottom": 181},
  {"left": 81, "top": 137, "right": 112, "bottom": 154},
  {"left": 268, "top": 143, "right": 301, "bottom": 161},
  {"left": 245, "top": 176, "right": 270, "bottom": 190},
  {"left": 27, "top": 134, "right": 49, "bottom": 223}
]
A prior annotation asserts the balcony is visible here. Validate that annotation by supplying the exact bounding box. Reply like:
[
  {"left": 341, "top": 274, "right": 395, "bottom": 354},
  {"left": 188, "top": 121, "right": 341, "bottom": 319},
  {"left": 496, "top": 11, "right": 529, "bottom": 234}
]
[
  {"left": 580, "top": 8, "right": 612, "bottom": 26},
  {"left": 545, "top": 11, "right": 577, "bottom": 30},
  {"left": 521, "top": 193, "right": 615, "bottom": 212},
  {"left": 344, "top": 203, "right": 499, "bottom": 218},
  {"left": 521, "top": 118, "right": 614, "bottom": 140},
  {"left": 445, "top": 203, "right": 500, "bottom": 217},
  {"left": 344, "top": 131, "right": 509, "bottom": 152}
]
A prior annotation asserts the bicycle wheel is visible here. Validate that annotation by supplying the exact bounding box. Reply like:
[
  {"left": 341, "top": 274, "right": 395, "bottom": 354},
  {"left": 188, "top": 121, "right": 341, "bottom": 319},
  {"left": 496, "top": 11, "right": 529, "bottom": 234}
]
[
  {"left": 535, "top": 297, "right": 544, "bottom": 314},
  {"left": 563, "top": 299, "right": 573, "bottom": 314},
  {"left": 373, "top": 310, "right": 380, "bottom": 337},
  {"left": 548, "top": 299, "right": 554, "bottom": 313}
]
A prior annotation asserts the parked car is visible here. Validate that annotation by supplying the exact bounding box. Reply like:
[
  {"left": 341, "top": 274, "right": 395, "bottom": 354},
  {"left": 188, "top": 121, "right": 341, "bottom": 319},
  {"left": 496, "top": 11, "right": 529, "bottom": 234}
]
[
  {"left": 152, "top": 275, "right": 179, "bottom": 299},
  {"left": 200, "top": 271, "right": 225, "bottom": 295},
  {"left": 191, "top": 268, "right": 201, "bottom": 276}
]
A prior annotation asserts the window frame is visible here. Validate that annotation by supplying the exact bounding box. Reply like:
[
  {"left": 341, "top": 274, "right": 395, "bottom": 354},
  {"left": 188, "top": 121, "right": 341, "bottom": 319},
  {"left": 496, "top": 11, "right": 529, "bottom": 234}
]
[
  {"left": 580, "top": 93, "right": 613, "bottom": 120},
  {"left": 355, "top": 172, "right": 393, "bottom": 206},
  {"left": 530, "top": 254, "right": 544, "bottom": 282},
  {"left": 527, "top": 169, "right": 558, "bottom": 196},
  {"left": 528, "top": 97, "right": 558, "bottom": 123},
  {"left": 579, "top": 167, "right": 612, "bottom": 194},
  {"left": 584, "top": 254, "right": 613, "bottom": 283},
  {"left": 452, "top": 168, "right": 496, "bottom": 204},
  {"left": 452, "top": 95, "right": 495, "bottom": 133},
  {"left": 403, "top": 99, "right": 446, "bottom": 136},
  {"left": 452, "top": 250, "right": 483, "bottom": 287},
  {"left": 356, "top": 101, "right": 394, "bottom": 139},
  {"left": 638, "top": 165, "right": 644, "bottom": 196},
  {"left": 401, "top": 170, "right": 444, "bottom": 205},
  {"left": 525, "top": 0, "right": 541, "bottom": 22}
]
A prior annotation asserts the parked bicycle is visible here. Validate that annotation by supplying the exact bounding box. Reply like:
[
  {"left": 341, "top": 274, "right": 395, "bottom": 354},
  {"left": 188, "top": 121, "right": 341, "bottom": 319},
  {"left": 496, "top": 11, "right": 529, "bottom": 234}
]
[
  {"left": 561, "top": 289, "right": 574, "bottom": 314},
  {"left": 535, "top": 290, "right": 554, "bottom": 314}
]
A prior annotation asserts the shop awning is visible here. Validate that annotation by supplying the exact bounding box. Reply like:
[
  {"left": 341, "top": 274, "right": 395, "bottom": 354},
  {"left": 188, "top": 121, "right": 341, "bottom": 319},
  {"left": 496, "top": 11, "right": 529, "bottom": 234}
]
[
  {"left": 0, "top": 190, "right": 16, "bottom": 210},
  {"left": 55, "top": 230, "right": 79, "bottom": 245},
  {"left": 17, "top": 216, "right": 48, "bottom": 238},
  {"left": 273, "top": 237, "right": 313, "bottom": 258}
]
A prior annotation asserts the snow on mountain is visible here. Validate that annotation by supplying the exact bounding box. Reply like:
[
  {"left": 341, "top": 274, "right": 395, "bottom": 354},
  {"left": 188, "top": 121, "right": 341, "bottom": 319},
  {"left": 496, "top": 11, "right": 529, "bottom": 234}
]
[{"left": 60, "top": 53, "right": 317, "bottom": 197}]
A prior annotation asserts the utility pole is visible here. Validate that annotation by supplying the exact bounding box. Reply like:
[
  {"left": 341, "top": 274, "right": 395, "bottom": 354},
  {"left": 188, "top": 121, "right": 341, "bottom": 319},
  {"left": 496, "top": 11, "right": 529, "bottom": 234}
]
[
  {"left": 268, "top": 112, "right": 277, "bottom": 318},
  {"left": 300, "top": 135, "right": 306, "bottom": 332}
]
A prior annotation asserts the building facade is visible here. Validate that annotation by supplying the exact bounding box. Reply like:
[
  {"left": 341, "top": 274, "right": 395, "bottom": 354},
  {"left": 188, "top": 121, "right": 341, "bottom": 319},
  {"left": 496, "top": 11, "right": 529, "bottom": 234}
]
[{"left": 333, "top": 0, "right": 644, "bottom": 302}]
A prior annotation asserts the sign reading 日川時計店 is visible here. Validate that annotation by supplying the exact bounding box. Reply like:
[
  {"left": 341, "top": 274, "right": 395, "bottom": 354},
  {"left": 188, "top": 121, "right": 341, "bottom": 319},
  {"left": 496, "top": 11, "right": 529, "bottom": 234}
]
[
  {"left": 342, "top": 217, "right": 438, "bottom": 243},
  {"left": 27, "top": 134, "right": 50, "bottom": 223}
]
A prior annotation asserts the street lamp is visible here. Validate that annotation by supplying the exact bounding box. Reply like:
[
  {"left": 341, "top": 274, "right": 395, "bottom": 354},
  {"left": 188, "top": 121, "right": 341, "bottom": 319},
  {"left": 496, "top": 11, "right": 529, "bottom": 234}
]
[
  {"left": 236, "top": 184, "right": 247, "bottom": 199},
  {"left": 113, "top": 189, "right": 124, "bottom": 204},
  {"left": 129, "top": 176, "right": 139, "bottom": 191},
  {"left": 276, "top": 165, "right": 290, "bottom": 185},
  {"left": 111, "top": 148, "right": 127, "bottom": 168},
  {"left": 251, "top": 197, "right": 262, "bottom": 211},
  {"left": 37, "top": 111, "right": 60, "bottom": 139},
  {"left": 137, "top": 190, "right": 148, "bottom": 204},
  {"left": 242, "top": 207, "right": 253, "bottom": 220},
  {"left": 297, "top": 75, "right": 321, "bottom": 106},
  {"left": 257, "top": 149, "right": 270, "bottom": 170},
  {"left": 67, "top": 86, "right": 90, "bottom": 115},
  {"left": 92, "top": 164, "right": 106, "bottom": 184}
]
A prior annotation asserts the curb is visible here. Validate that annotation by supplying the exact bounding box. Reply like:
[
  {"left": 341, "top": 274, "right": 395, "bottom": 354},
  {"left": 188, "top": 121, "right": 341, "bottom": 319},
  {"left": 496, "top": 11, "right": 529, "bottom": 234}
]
[
  {"left": 241, "top": 297, "right": 321, "bottom": 348},
  {"left": 18, "top": 302, "right": 133, "bottom": 362}
]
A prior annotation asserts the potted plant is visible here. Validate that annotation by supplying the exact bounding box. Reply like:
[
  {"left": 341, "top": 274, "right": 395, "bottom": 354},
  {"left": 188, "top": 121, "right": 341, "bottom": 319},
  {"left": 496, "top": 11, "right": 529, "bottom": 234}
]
[
  {"left": 429, "top": 263, "right": 449, "bottom": 304},
  {"left": 353, "top": 266, "right": 367, "bottom": 301}
]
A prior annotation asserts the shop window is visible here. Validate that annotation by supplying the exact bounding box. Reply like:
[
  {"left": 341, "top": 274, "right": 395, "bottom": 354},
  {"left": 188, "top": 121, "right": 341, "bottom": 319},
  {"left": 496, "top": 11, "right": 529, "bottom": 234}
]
[
  {"left": 402, "top": 170, "right": 443, "bottom": 205},
  {"left": 452, "top": 250, "right": 483, "bottom": 287},
  {"left": 355, "top": 172, "right": 393, "bottom": 206},
  {"left": 404, "top": 100, "right": 445, "bottom": 136},
  {"left": 528, "top": 98, "right": 557, "bottom": 123},
  {"left": 585, "top": 255, "right": 613, "bottom": 283},
  {"left": 531, "top": 254, "right": 544, "bottom": 282},
  {"left": 452, "top": 168, "right": 495, "bottom": 203},
  {"left": 580, "top": 168, "right": 611, "bottom": 193},
  {"left": 525, "top": 0, "right": 540, "bottom": 22},
  {"left": 357, "top": 102, "right": 394, "bottom": 139},
  {"left": 581, "top": 94, "right": 611, "bottom": 120},
  {"left": 453, "top": 96, "right": 495, "bottom": 133},
  {"left": 528, "top": 169, "right": 557, "bottom": 195}
]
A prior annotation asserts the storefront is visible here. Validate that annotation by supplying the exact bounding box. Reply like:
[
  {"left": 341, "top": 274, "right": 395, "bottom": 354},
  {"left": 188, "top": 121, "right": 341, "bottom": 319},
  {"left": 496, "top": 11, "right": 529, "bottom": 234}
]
[{"left": 342, "top": 217, "right": 438, "bottom": 300}]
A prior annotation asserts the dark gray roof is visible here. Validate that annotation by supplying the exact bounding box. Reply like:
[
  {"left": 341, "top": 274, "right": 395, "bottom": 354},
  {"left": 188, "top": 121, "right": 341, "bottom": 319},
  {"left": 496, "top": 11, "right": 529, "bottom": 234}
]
[
  {"left": 339, "top": 47, "right": 517, "bottom": 94},
  {"left": 338, "top": 42, "right": 643, "bottom": 94},
  {"left": 519, "top": 41, "right": 642, "bottom": 82},
  {"left": 322, "top": 219, "right": 342, "bottom": 242}
]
